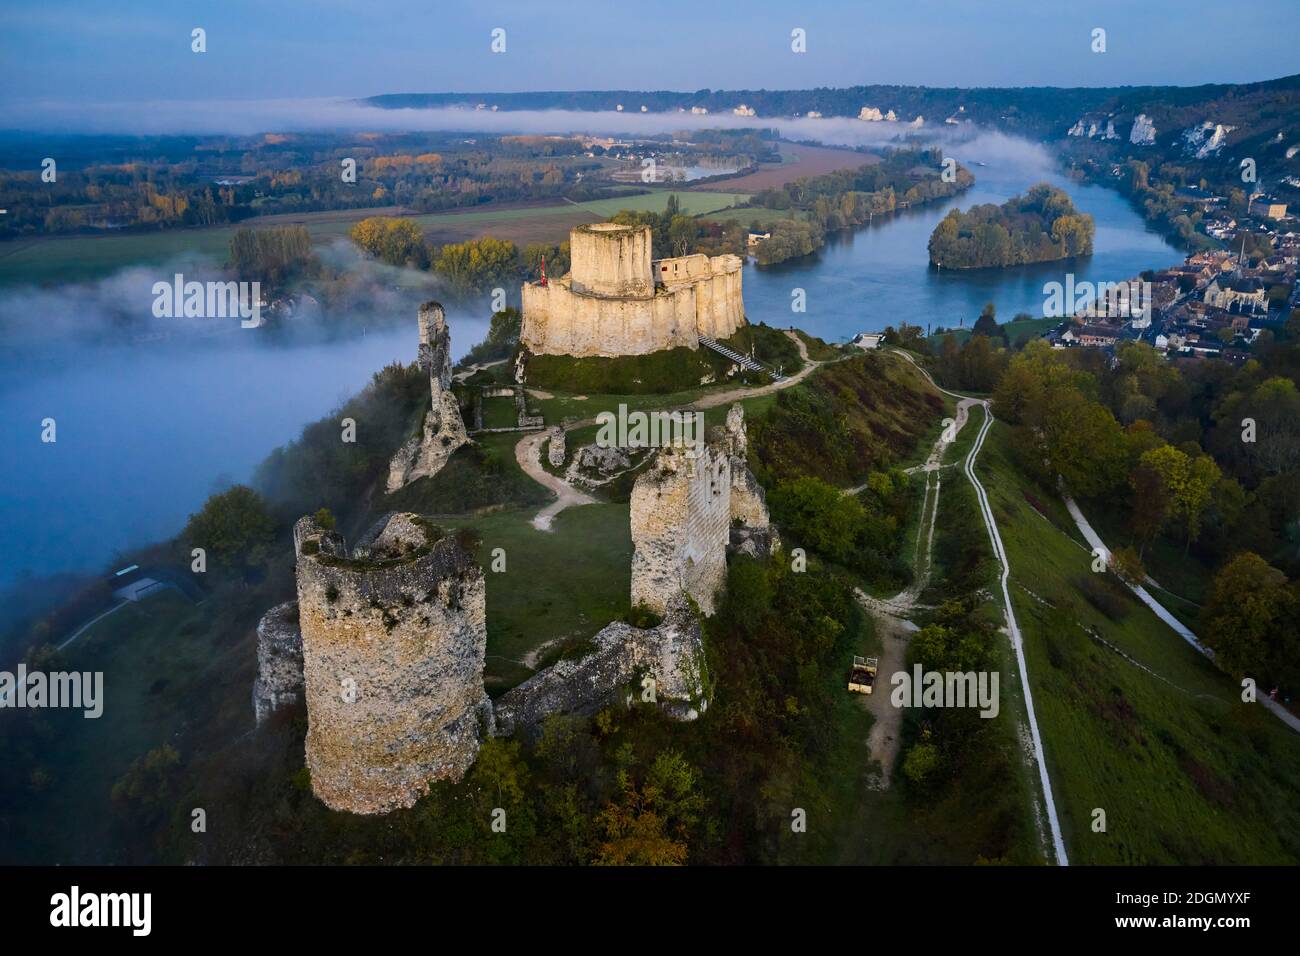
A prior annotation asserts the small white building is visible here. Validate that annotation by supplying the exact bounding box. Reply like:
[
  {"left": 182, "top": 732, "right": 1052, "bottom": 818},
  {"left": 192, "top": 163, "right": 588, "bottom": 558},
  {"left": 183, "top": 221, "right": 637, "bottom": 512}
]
[{"left": 850, "top": 332, "right": 883, "bottom": 350}]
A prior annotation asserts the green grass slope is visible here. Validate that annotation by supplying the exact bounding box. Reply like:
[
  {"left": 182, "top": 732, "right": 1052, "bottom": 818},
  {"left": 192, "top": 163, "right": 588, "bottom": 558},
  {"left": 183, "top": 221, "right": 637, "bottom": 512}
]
[{"left": 977, "top": 420, "right": 1300, "bottom": 864}]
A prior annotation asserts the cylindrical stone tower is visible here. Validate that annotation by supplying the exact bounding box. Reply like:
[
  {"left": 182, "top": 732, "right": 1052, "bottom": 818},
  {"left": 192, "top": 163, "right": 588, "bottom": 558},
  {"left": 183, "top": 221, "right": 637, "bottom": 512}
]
[
  {"left": 293, "top": 513, "right": 492, "bottom": 814},
  {"left": 569, "top": 222, "right": 654, "bottom": 299}
]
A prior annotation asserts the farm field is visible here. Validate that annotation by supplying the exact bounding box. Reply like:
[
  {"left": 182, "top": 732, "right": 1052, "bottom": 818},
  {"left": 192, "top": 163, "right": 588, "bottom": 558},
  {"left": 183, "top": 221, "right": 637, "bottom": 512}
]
[
  {"left": 0, "top": 190, "right": 752, "bottom": 287},
  {"left": 693, "top": 141, "right": 876, "bottom": 192}
]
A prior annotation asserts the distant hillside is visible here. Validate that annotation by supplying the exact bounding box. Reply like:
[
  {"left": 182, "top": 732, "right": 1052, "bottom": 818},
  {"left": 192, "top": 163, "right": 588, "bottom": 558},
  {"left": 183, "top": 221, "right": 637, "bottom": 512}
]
[
  {"left": 362, "top": 75, "right": 1300, "bottom": 143},
  {"left": 365, "top": 75, "right": 1300, "bottom": 240}
]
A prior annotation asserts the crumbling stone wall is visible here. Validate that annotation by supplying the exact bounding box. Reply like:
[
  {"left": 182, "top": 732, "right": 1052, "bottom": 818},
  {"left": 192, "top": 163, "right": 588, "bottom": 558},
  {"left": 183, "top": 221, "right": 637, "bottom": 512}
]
[
  {"left": 253, "top": 600, "right": 303, "bottom": 725},
  {"left": 493, "top": 606, "right": 709, "bottom": 738},
  {"left": 520, "top": 224, "right": 745, "bottom": 357},
  {"left": 723, "top": 404, "right": 772, "bottom": 532},
  {"left": 294, "top": 513, "right": 492, "bottom": 814},
  {"left": 387, "top": 302, "right": 469, "bottom": 491},
  {"left": 630, "top": 404, "right": 773, "bottom": 616},
  {"left": 630, "top": 439, "right": 730, "bottom": 616},
  {"left": 546, "top": 426, "right": 566, "bottom": 468}
]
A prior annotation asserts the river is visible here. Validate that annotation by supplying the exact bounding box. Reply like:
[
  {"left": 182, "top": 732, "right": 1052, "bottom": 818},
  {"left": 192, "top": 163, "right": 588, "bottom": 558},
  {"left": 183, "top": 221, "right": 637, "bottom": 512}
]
[
  {"left": 0, "top": 133, "right": 1181, "bottom": 599},
  {"left": 743, "top": 134, "right": 1182, "bottom": 338}
]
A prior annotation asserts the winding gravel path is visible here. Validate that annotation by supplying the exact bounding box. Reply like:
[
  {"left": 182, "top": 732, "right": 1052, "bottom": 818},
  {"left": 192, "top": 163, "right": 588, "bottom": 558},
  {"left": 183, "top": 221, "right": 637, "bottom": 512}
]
[{"left": 514, "top": 330, "right": 828, "bottom": 531}]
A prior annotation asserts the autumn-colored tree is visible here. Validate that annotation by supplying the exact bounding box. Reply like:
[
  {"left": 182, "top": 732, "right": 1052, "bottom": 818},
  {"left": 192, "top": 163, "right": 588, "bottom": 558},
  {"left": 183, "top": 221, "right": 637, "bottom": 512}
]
[
  {"left": 1108, "top": 545, "right": 1146, "bottom": 585},
  {"left": 432, "top": 237, "right": 520, "bottom": 293},
  {"left": 593, "top": 752, "right": 702, "bottom": 866},
  {"left": 1134, "top": 444, "right": 1223, "bottom": 552},
  {"left": 349, "top": 217, "right": 428, "bottom": 268}
]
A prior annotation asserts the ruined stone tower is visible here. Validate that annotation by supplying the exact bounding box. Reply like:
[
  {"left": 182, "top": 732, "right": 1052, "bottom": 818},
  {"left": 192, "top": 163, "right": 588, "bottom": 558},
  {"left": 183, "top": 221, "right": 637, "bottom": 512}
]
[
  {"left": 629, "top": 404, "right": 773, "bottom": 616},
  {"left": 252, "top": 600, "right": 303, "bottom": 725},
  {"left": 294, "top": 512, "right": 492, "bottom": 814},
  {"left": 387, "top": 301, "right": 469, "bottom": 491}
]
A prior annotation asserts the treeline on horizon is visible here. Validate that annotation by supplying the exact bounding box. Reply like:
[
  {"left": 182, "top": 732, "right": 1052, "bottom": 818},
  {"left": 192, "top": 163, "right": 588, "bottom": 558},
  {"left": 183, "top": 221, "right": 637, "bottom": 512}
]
[
  {"left": 0, "top": 130, "right": 641, "bottom": 238},
  {"left": 363, "top": 73, "right": 1300, "bottom": 130}
]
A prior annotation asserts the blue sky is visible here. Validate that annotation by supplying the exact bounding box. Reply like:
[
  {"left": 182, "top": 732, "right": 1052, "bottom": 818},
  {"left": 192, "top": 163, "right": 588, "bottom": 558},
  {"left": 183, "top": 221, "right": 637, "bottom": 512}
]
[{"left": 2, "top": 0, "right": 1297, "bottom": 105}]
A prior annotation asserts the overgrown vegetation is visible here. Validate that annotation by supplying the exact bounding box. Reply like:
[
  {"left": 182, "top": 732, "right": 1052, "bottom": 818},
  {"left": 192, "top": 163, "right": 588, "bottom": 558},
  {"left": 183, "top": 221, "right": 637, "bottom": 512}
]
[
  {"left": 86, "top": 555, "right": 881, "bottom": 865},
  {"left": 928, "top": 183, "right": 1094, "bottom": 269},
  {"left": 750, "top": 147, "right": 975, "bottom": 265},
  {"left": 749, "top": 351, "right": 942, "bottom": 487},
  {"left": 522, "top": 324, "right": 798, "bottom": 394}
]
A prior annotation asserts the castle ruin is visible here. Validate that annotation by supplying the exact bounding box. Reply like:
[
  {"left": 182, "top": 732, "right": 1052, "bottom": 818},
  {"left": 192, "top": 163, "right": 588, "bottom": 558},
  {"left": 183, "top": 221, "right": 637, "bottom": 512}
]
[
  {"left": 630, "top": 404, "right": 775, "bottom": 616},
  {"left": 387, "top": 302, "right": 469, "bottom": 491},
  {"left": 252, "top": 599, "right": 303, "bottom": 725},
  {"left": 253, "top": 404, "right": 774, "bottom": 812},
  {"left": 293, "top": 512, "right": 493, "bottom": 815},
  {"left": 520, "top": 223, "right": 745, "bottom": 357}
]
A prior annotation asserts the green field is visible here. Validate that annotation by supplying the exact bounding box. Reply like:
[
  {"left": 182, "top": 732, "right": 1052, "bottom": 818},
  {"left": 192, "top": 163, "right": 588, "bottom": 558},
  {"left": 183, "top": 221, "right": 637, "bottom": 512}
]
[
  {"left": 479, "top": 395, "right": 519, "bottom": 430},
  {"left": 0, "top": 190, "right": 752, "bottom": 287},
  {"left": 977, "top": 420, "right": 1300, "bottom": 864},
  {"left": 443, "top": 503, "right": 632, "bottom": 691}
]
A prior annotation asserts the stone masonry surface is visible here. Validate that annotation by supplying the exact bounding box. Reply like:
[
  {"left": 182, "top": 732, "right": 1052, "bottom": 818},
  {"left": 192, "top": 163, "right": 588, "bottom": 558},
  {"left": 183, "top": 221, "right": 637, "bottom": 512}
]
[
  {"left": 294, "top": 512, "right": 492, "bottom": 814},
  {"left": 387, "top": 301, "right": 470, "bottom": 491},
  {"left": 521, "top": 223, "right": 745, "bottom": 357},
  {"left": 253, "top": 599, "right": 304, "bottom": 725}
]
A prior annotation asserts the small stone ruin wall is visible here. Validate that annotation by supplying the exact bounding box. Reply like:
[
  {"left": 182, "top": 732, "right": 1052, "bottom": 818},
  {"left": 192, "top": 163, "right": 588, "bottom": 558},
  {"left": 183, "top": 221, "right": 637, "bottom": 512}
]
[
  {"left": 253, "top": 599, "right": 303, "bottom": 725},
  {"left": 493, "top": 606, "right": 709, "bottom": 738}
]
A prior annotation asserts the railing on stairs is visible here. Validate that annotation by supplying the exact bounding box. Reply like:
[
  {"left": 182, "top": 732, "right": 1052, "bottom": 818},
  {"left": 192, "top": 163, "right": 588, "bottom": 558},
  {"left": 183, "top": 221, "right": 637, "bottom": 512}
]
[{"left": 698, "top": 336, "right": 785, "bottom": 380}]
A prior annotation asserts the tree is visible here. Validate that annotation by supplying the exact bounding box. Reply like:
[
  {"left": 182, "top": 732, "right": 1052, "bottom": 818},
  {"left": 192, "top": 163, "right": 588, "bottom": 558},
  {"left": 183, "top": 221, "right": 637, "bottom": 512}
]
[
  {"left": 350, "top": 217, "right": 429, "bottom": 269},
  {"left": 1108, "top": 546, "right": 1146, "bottom": 585},
  {"left": 229, "top": 226, "right": 316, "bottom": 284},
  {"left": 958, "top": 333, "right": 1004, "bottom": 392},
  {"left": 1129, "top": 456, "right": 1171, "bottom": 555},
  {"left": 1203, "top": 552, "right": 1298, "bottom": 685},
  {"left": 432, "top": 237, "right": 520, "bottom": 293},
  {"left": 183, "top": 485, "right": 277, "bottom": 574},
  {"left": 593, "top": 752, "right": 702, "bottom": 866},
  {"left": 768, "top": 476, "right": 867, "bottom": 564},
  {"left": 901, "top": 733, "right": 942, "bottom": 788},
  {"left": 972, "top": 302, "right": 999, "bottom": 338},
  {"left": 992, "top": 351, "right": 1047, "bottom": 424},
  {"left": 1136, "top": 444, "right": 1222, "bottom": 552},
  {"left": 462, "top": 308, "right": 523, "bottom": 367},
  {"left": 1039, "top": 389, "right": 1128, "bottom": 497}
]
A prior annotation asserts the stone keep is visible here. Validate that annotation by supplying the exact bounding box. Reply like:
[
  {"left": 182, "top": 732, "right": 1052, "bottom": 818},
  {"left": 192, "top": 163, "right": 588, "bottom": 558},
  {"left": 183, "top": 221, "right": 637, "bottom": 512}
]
[
  {"left": 521, "top": 222, "right": 745, "bottom": 358},
  {"left": 294, "top": 513, "right": 493, "bottom": 815},
  {"left": 387, "top": 302, "right": 469, "bottom": 491},
  {"left": 629, "top": 404, "right": 771, "bottom": 616}
]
